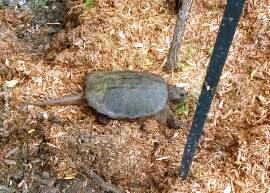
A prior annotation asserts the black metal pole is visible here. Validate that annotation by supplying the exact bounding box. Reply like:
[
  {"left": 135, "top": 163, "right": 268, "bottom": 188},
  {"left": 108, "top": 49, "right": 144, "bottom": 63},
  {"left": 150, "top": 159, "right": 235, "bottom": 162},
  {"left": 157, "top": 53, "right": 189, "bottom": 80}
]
[{"left": 179, "top": 0, "right": 245, "bottom": 179}]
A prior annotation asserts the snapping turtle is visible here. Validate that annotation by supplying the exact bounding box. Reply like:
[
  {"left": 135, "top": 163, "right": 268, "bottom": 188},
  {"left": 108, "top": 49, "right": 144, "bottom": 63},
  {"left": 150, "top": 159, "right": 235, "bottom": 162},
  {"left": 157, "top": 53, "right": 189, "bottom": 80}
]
[{"left": 29, "top": 71, "right": 187, "bottom": 129}]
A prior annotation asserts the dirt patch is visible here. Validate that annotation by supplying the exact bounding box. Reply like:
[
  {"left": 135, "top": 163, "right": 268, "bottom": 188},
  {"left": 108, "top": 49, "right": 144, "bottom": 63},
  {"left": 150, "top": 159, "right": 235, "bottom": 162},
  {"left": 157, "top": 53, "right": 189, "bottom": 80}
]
[{"left": 0, "top": 0, "right": 269, "bottom": 193}]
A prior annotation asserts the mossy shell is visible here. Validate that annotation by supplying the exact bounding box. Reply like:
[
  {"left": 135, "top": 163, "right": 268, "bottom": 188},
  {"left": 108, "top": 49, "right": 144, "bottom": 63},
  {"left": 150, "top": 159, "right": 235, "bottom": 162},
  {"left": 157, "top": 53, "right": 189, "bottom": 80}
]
[{"left": 84, "top": 71, "right": 168, "bottom": 119}]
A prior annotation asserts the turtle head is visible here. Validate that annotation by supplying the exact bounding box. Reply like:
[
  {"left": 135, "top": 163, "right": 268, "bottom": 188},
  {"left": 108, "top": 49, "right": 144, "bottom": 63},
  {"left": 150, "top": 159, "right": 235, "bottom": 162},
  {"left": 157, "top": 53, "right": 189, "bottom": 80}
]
[{"left": 167, "top": 84, "right": 188, "bottom": 104}]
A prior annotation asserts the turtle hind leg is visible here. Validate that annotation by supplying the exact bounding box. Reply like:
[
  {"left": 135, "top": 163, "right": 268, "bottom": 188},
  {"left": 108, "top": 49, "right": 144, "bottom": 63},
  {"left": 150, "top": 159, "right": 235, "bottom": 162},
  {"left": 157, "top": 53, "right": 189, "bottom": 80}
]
[
  {"left": 154, "top": 105, "right": 185, "bottom": 129},
  {"left": 97, "top": 114, "right": 111, "bottom": 125}
]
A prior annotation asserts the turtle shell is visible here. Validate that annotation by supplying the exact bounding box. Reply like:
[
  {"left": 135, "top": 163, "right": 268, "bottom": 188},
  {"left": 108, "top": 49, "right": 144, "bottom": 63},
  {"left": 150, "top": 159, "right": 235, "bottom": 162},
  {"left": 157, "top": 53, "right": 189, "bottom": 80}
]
[{"left": 84, "top": 71, "right": 168, "bottom": 119}]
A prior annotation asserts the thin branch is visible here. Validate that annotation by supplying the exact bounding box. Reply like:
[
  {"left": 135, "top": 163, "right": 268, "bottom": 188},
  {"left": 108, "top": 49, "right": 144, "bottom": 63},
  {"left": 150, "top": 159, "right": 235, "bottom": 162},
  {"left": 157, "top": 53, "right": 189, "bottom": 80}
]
[{"left": 80, "top": 166, "right": 125, "bottom": 193}]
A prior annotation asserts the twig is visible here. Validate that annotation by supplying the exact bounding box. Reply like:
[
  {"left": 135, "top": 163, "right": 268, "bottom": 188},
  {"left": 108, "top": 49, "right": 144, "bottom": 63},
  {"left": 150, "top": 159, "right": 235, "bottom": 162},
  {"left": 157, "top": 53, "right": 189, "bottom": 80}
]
[
  {"left": 80, "top": 166, "right": 125, "bottom": 193},
  {"left": 0, "top": 92, "right": 9, "bottom": 108}
]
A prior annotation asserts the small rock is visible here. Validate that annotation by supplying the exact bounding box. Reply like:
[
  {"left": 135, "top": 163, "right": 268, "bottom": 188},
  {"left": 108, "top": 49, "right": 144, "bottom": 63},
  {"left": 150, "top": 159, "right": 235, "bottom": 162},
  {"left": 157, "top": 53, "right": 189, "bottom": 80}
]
[{"left": 0, "top": 185, "right": 15, "bottom": 193}]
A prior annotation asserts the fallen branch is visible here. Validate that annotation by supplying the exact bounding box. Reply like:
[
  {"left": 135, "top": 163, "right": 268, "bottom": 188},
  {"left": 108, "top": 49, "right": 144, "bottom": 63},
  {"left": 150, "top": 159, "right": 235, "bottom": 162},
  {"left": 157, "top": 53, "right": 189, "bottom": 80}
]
[{"left": 80, "top": 166, "right": 125, "bottom": 193}]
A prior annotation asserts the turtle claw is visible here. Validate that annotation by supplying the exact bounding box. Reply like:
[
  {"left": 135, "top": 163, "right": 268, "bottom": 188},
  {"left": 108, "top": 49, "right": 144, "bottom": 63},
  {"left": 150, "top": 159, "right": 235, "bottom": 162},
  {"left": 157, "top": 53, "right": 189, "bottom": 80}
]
[{"left": 166, "top": 118, "right": 185, "bottom": 129}]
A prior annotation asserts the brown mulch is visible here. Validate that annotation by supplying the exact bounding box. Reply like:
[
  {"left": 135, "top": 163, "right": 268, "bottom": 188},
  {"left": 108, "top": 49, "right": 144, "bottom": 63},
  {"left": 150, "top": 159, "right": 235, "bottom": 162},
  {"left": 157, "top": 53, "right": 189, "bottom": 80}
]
[{"left": 0, "top": 0, "right": 269, "bottom": 192}]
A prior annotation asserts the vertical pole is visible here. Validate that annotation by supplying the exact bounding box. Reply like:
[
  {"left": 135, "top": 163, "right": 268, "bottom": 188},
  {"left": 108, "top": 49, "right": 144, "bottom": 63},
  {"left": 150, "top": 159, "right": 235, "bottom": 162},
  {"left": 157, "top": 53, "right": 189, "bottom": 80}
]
[{"left": 179, "top": 0, "right": 245, "bottom": 179}]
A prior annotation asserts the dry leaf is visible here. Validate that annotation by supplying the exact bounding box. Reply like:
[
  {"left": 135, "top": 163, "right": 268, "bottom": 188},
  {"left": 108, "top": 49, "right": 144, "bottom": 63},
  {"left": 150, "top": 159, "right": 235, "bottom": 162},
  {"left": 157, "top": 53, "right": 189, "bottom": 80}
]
[
  {"left": 224, "top": 183, "right": 232, "bottom": 193},
  {"left": 5, "top": 79, "right": 19, "bottom": 88},
  {"left": 133, "top": 42, "right": 144, "bottom": 48},
  {"left": 63, "top": 173, "right": 77, "bottom": 179}
]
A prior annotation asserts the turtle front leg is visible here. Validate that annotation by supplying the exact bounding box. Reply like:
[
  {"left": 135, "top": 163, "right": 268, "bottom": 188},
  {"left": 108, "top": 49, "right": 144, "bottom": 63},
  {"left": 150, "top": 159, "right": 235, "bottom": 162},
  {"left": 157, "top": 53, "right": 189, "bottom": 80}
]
[
  {"left": 166, "top": 108, "right": 185, "bottom": 129},
  {"left": 154, "top": 105, "right": 184, "bottom": 129}
]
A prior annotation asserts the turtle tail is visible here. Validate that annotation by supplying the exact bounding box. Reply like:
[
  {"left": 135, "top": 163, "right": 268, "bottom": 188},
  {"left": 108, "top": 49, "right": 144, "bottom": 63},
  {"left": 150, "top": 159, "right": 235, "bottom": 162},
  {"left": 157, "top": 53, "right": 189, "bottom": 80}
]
[{"left": 28, "top": 93, "right": 85, "bottom": 106}]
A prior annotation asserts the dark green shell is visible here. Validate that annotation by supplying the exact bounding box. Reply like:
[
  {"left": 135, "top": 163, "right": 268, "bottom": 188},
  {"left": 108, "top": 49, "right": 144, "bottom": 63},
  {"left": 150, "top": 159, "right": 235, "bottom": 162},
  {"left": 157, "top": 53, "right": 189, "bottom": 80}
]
[{"left": 84, "top": 71, "right": 168, "bottom": 119}]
